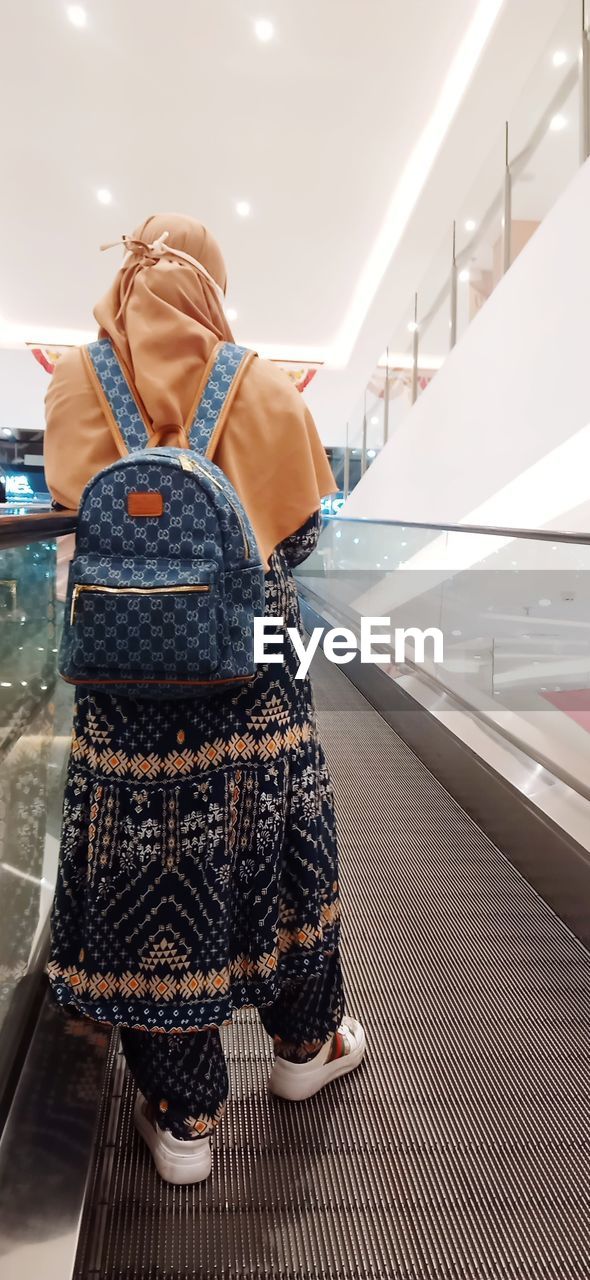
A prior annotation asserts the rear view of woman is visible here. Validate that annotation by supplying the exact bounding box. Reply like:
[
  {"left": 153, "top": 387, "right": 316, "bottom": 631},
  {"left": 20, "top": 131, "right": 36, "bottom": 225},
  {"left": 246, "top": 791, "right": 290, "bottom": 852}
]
[{"left": 44, "top": 214, "right": 365, "bottom": 1185}]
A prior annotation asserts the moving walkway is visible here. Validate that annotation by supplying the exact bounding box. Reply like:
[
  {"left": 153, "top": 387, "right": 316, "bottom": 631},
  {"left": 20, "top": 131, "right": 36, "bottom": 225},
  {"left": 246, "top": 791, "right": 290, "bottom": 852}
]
[{"left": 1, "top": 512, "right": 589, "bottom": 1279}]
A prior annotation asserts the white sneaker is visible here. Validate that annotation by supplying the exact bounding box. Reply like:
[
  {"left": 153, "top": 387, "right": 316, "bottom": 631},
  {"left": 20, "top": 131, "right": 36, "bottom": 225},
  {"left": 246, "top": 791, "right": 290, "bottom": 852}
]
[
  {"left": 267, "top": 1015, "right": 366, "bottom": 1102},
  {"left": 134, "top": 1092, "right": 212, "bottom": 1185}
]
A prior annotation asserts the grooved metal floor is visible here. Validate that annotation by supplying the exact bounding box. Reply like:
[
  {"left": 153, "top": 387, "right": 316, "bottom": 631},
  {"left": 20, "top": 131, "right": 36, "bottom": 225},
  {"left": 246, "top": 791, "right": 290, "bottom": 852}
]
[{"left": 75, "top": 654, "right": 590, "bottom": 1279}]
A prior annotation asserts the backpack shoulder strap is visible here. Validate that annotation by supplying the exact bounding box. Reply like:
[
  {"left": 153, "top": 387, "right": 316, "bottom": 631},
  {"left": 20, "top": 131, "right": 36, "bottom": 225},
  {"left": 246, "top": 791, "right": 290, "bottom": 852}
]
[
  {"left": 188, "top": 343, "right": 255, "bottom": 457},
  {"left": 82, "top": 338, "right": 150, "bottom": 456}
]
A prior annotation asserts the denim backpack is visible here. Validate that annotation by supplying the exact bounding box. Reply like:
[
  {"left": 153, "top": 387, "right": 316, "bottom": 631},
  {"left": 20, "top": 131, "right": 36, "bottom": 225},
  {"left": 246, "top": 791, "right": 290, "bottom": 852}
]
[{"left": 58, "top": 338, "right": 265, "bottom": 700}]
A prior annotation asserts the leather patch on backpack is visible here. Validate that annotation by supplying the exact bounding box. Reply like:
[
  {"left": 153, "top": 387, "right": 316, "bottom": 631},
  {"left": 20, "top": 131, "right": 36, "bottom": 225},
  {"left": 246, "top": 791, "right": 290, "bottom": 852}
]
[{"left": 128, "top": 492, "right": 164, "bottom": 518}]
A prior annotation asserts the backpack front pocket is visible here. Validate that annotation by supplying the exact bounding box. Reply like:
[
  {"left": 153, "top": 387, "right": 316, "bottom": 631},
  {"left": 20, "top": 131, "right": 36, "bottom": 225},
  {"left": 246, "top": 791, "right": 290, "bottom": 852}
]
[{"left": 65, "top": 562, "right": 220, "bottom": 684}]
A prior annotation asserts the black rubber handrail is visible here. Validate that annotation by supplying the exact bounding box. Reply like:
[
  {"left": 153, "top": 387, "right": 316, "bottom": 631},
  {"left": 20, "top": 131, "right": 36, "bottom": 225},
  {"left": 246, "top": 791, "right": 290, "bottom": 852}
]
[
  {"left": 0, "top": 509, "right": 78, "bottom": 549},
  {"left": 325, "top": 515, "right": 590, "bottom": 545},
  {"left": 1, "top": 507, "right": 588, "bottom": 550}
]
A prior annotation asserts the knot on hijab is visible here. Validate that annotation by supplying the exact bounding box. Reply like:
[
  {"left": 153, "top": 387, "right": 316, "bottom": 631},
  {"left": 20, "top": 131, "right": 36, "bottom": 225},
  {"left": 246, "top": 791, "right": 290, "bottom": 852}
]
[
  {"left": 100, "top": 229, "right": 226, "bottom": 319},
  {"left": 93, "top": 213, "right": 235, "bottom": 427}
]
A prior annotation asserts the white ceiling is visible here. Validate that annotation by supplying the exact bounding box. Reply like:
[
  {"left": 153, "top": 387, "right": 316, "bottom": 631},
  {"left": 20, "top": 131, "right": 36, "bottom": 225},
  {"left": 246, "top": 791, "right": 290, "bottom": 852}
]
[{"left": 0, "top": 0, "right": 486, "bottom": 360}]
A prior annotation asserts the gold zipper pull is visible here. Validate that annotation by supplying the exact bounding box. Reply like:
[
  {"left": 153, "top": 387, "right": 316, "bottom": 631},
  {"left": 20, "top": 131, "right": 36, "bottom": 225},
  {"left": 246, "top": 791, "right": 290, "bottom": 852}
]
[
  {"left": 179, "top": 455, "right": 199, "bottom": 473},
  {"left": 71, "top": 584, "right": 81, "bottom": 625}
]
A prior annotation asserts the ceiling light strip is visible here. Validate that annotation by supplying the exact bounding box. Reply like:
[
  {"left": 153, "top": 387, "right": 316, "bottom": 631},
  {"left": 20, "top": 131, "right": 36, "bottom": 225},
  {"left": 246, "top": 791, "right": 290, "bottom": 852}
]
[{"left": 328, "top": 0, "right": 506, "bottom": 369}]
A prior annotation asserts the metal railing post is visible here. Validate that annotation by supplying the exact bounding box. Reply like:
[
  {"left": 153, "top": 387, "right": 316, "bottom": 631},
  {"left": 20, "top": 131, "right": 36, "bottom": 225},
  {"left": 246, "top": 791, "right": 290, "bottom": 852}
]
[
  {"left": 343, "top": 424, "right": 350, "bottom": 498},
  {"left": 581, "top": 0, "right": 590, "bottom": 162},
  {"left": 361, "top": 395, "right": 368, "bottom": 476},
  {"left": 450, "top": 221, "right": 458, "bottom": 349},
  {"left": 502, "top": 121, "right": 512, "bottom": 274},
  {"left": 383, "top": 347, "right": 390, "bottom": 446},
  {"left": 411, "top": 294, "right": 419, "bottom": 404}
]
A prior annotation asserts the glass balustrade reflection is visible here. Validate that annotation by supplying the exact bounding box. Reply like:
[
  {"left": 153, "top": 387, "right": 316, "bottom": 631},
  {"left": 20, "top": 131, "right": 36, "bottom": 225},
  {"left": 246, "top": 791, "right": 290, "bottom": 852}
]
[
  {"left": 298, "top": 518, "right": 590, "bottom": 795},
  {"left": 0, "top": 537, "right": 74, "bottom": 1046},
  {"left": 350, "top": 0, "right": 587, "bottom": 467}
]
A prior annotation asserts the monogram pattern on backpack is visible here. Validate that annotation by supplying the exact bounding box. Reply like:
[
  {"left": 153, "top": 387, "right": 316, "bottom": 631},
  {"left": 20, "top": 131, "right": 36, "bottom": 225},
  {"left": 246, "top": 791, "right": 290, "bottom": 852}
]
[
  {"left": 59, "top": 341, "right": 264, "bottom": 699},
  {"left": 86, "top": 339, "right": 147, "bottom": 453},
  {"left": 191, "top": 344, "right": 252, "bottom": 453},
  {"left": 86, "top": 338, "right": 252, "bottom": 456}
]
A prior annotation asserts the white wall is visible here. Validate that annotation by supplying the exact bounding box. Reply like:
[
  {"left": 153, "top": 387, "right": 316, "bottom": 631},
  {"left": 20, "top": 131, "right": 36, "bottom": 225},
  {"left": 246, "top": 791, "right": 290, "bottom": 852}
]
[
  {"left": 0, "top": 348, "right": 48, "bottom": 432},
  {"left": 343, "top": 158, "right": 590, "bottom": 535}
]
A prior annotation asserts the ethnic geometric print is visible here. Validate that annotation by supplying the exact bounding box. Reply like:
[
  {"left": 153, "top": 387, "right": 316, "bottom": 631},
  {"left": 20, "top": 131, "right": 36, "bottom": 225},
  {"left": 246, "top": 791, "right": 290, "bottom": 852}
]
[
  {"left": 48, "top": 518, "right": 342, "bottom": 1034},
  {"left": 120, "top": 1026, "right": 229, "bottom": 1138},
  {"left": 119, "top": 950, "right": 345, "bottom": 1138}
]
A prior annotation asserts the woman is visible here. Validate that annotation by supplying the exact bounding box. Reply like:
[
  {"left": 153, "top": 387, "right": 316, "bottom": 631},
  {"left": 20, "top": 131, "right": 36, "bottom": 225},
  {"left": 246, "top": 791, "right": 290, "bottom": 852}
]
[{"left": 44, "top": 214, "right": 365, "bottom": 1186}]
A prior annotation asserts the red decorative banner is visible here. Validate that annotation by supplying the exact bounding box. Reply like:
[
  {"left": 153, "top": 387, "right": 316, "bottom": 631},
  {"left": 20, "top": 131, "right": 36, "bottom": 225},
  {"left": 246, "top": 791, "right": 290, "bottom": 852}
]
[
  {"left": 30, "top": 346, "right": 320, "bottom": 395},
  {"left": 279, "top": 366, "right": 318, "bottom": 393},
  {"left": 368, "top": 367, "right": 435, "bottom": 400},
  {"left": 28, "top": 345, "right": 68, "bottom": 374}
]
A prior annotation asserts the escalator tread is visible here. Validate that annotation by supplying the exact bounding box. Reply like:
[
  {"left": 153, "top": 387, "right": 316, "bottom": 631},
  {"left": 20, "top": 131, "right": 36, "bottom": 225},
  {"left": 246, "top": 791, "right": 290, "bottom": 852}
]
[{"left": 75, "top": 652, "right": 590, "bottom": 1279}]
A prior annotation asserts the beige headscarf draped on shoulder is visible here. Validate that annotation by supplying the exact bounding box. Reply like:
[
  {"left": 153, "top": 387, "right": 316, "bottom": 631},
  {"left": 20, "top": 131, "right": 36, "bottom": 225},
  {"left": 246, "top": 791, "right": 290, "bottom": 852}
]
[{"left": 44, "top": 212, "right": 336, "bottom": 566}]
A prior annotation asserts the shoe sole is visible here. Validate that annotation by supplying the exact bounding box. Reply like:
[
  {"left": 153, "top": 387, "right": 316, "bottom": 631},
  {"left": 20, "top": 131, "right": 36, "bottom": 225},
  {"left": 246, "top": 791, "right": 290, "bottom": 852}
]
[
  {"left": 134, "top": 1097, "right": 212, "bottom": 1185},
  {"left": 268, "top": 1019, "right": 366, "bottom": 1101}
]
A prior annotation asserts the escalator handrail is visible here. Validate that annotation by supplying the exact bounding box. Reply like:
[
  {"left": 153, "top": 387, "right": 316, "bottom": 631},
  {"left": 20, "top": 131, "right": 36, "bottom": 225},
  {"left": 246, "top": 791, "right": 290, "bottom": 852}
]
[
  {"left": 3, "top": 510, "right": 588, "bottom": 550},
  {"left": 323, "top": 514, "right": 590, "bottom": 545},
  {"left": 0, "top": 509, "right": 78, "bottom": 549}
]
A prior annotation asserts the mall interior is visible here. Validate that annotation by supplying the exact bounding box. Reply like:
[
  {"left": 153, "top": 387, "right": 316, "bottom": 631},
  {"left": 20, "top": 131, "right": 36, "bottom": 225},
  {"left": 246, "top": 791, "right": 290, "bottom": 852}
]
[{"left": 1, "top": 1, "right": 590, "bottom": 1276}]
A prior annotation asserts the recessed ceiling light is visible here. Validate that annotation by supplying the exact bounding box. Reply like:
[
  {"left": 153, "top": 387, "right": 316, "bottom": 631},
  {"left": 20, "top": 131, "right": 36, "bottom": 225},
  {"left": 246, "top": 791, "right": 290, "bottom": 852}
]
[
  {"left": 67, "top": 4, "right": 87, "bottom": 27},
  {"left": 235, "top": 200, "right": 251, "bottom": 218},
  {"left": 254, "top": 18, "right": 275, "bottom": 42},
  {"left": 549, "top": 113, "right": 567, "bottom": 132},
  {"left": 96, "top": 187, "right": 113, "bottom": 205},
  {"left": 538, "top": 598, "right": 552, "bottom": 607},
  {"left": 552, "top": 49, "right": 567, "bottom": 67},
  {"left": 459, "top": 268, "right": 470, "bottom": 282},
  {"left": 407, "top": 321, "right": 418, "bottom": 333},
  {"left": 225, "top": 307, "right": 238, "bottom": 322},
  {"left": 370, "top": 415, "right": 379, "bottom": 425},
  {"left": 464, "top": 218, "right": 477, "bottom": 232}
]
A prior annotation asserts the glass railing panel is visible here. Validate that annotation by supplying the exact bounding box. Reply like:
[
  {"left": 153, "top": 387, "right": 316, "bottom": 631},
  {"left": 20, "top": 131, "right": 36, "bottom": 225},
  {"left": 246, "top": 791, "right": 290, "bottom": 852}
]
[
  {"left": 454, "top": 188, "right": 504, "bottom": 345},
  {"left": 350, "top": 0, "right": 586, "bottom": 439},
  {"left": 0, "top": 531, "right": 74, "bottom": 1068},
  {"left": 341, "top": 385, "right": 385, "bottom": 494},
  {"left": 509, "top": 58, "right": 578, "bottom": 264},
  {"left": 297, "top": 517, "right": 590, "bottom": 798},
  {"left": 417, "top": 274, "right": 451, "bottom": 378}
]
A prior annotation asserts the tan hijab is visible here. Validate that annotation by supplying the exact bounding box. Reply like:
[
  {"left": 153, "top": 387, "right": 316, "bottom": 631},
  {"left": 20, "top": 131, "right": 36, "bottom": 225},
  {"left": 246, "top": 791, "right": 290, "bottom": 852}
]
[{"left": 44, "top": 213, "right": 335, "bottom": 566}]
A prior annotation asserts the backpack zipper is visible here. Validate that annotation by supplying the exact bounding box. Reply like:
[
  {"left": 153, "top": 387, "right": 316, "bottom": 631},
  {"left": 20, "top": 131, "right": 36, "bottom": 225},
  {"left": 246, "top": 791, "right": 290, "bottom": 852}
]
[
  {"left": 179, "top": 456, "right": 251, "bottom": 560},
  {"left": 70, "top": 582, "right": 209, "bottom": 625}
]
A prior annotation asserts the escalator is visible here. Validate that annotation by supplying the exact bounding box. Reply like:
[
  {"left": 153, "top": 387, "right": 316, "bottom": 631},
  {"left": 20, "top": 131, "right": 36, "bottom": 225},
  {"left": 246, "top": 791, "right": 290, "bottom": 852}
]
[{"left": 1, "top": 514, "right": 590, "bottom": 1279}]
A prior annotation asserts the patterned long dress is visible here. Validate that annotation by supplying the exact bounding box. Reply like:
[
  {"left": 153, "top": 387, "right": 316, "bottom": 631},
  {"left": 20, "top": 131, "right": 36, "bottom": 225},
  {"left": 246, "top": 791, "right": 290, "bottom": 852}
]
[{"left": 48, "top": 514, "right": 341, "bottom": 1033}]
